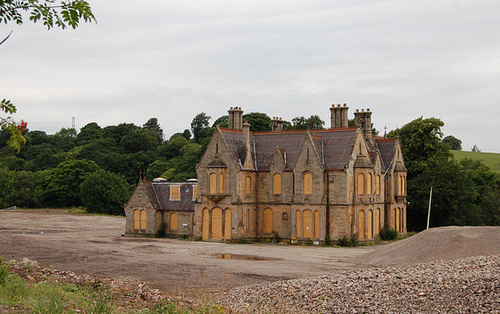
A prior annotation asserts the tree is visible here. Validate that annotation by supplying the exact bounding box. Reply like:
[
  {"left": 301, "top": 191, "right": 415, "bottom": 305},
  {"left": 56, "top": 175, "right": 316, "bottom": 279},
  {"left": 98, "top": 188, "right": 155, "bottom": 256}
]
[
  {"left": 80, "top": 169, "right": 131, "bottom": 215},
  {"left": 44, "top": 159, "right": 99, "bottom": 206},
  {"left": 191, "top": 112, "right": 211, "bottom": 143},
  {"left": 442, "top": 135, "right": 462, "bottom": 151},
  {"left": 290, "top": 115, "right": 325, "bottom": 130},
  {"left": 76, "top": 122, "right": 102, "bottom": 145},
  {"left": 242, "top": 112, "right": 271, "bottom": 131},
  {"left": 388, "top": 117, "right": 451, "bottom": 175},
  {"left": 1, "top": 0, "right": 95, "bottom": 150},
  {"left": 212, "top": 115, "right": 229, "bottom": 128},
  {"left": 143, "top": 118, "right": 163, "bottom": 144}
]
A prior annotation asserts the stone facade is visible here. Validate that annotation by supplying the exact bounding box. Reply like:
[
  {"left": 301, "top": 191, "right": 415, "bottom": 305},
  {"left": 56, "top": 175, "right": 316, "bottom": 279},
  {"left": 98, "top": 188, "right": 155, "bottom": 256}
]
[
  {"left": 194, "top": 105, "right": 407, "bottom": 242},
  {"left": 124, "top": 178, "right": 197, "bottom": 237}
]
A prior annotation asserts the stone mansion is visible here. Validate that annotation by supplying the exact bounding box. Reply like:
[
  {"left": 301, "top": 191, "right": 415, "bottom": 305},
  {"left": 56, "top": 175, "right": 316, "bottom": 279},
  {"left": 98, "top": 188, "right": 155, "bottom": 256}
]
[{"left": 125, "top": 104, "right": 407, "bottom": 242}]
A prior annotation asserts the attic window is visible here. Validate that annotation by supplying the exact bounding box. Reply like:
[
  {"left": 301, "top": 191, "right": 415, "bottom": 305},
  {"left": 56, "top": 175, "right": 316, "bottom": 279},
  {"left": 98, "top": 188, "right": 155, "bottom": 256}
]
[{"left": 170, "top": 186, "right": 180, "bottom": 200}]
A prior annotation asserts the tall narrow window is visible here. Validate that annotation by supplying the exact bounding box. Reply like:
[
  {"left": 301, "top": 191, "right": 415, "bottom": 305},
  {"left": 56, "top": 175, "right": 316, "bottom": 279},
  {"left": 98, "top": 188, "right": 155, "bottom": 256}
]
[
  {"left": 303, "top": 172, "right": 313, "bottom": 195},
  {"left": 376, "top": 175, "right": 381, "bottom": 195},
  {"left": 170, "top": 186, "right": 180, "bottom": 200},
  {"left": 170, "top": 213, "right": 178, "bottom": 231},
  {"left": 218, "top": 172, "right": 225, "bottom": 194},
  {"left": 192, "top": 185, "right": 198, "bottom": 200},
  {"left": 209, "top": 173, "right": 217, "bottom": 194},
  {"left": 245, "top": 176, "right": 252, "bottom": 194},
  {"left": 273, "top": 173, "right": 282, "bottom": 195},
  {"left": 140, "top": 210, "right": 147, "bottom": 231},
  {"left": 367, "top": 173, "right": 373, "bottom": 195},
  {"left": 133, "top": 209, "right": 140, "bottom": 231},
  {"left": 357, "top": 173, "right": 365, "bottom": 195}
]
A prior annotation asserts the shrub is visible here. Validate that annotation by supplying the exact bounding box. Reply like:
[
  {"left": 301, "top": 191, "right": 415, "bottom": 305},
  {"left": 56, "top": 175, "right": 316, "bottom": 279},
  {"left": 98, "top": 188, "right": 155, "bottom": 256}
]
[
  {"left": 156, "top": 222, "right": 167, "bottom": 238},
  {"left": 379, "top": 225, "right": 399, "bottom": 241},
  {"left": 337, "top": 234, "right": 359, "bottom": 247}
]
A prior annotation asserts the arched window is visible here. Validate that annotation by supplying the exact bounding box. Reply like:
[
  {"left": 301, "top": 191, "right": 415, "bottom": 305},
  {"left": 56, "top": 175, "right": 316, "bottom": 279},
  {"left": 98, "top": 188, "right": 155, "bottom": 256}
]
[
  {"left": 263, "top": 208, "right": 273, "bottom": 233},
  {"left": 192, "top": 185, "right": 198, "bottom": 200},
  {"left": 376, "top": 175, "right": 381, "bottom": 195},
  {"left": 140, "top": 210, "right": 147, "bottom": 231},
  {"left": 303, "top": 172, "right": 313, "bottom": 195},
  {"left": 357, "top": 173, "right": 365, "bottom": 195},
  {"left": 133, "top": 209, "right": 140, "bottom": 231},
  {"left": 245, "top": 176, "right": 252, "bottom": 194},
  {"left": 170, "top": 213, "right": 178, "bottom": 231},
  {"left": 218, "top": 172, "right": 225, "bottom": 194},
  {"left": 209, "top": 173, "right": 217, "bottom": 194},
  {"left": 367, "top": 173, "right": 373, "bottom": 195},
  {"left": 296, "top": 210, "right": 302, "bottom": 239},
  {"left": 314, "top": 211, "right": 320, "bottom": 239},
  {"left": 358, "top": 210, "right": 365, "bottom": 239},
  {"left": 273, "top": 173, "right": 282, "bottom": 195},
  {"left": 224, "top": 209, "right": 231, "bottom": 240}
]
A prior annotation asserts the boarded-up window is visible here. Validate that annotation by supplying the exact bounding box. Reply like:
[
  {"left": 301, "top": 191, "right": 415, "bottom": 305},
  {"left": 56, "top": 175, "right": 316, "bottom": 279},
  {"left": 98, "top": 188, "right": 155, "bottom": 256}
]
[
  {"left": 375, "top": 208, "right": 381, "bottom": 235},
  {"left": 357, "top": 173, "right": 365, "bottom": 195},
  {"left": 218, "top": 172, "right": 225, "bottom": 194},
  {"left": 133, "top": 209, "right": 140, "bottom": 230},
  {"left": 303, "top": 172, "right": 313, "bottom": 195},
  {"left": 263, "top": 208, "right": 273, "bottom": 233},
  {"left": 367, "top": 210, "right": 373, "bottom": 239},
  {"left": 170, "top": 213, "right": 178, "bottom": 231},
  {"left": 245, "top": 176, "right": 252, "bottom": 194},
  {"left": 367, "top": 173, "right": 373, "bottom": 195},
  {"left": 376, "top": 175, "right": 381, "bottom": 195},
  {"left": 296, "top": 210, "right": 302, "bottom": 239},
  {"left": 246, "top": 209, "right": 250, "bottom": 232},
  {"left": 192, "top": 185, "right": 198, "bottom": 200},
  {"left": 224, "top": 209, "right": 231, "bottom": 240},
  {"left": 140, "top": 210, "right": 147, "bottom": 231},
  {"left": 202, "top": 208, "right": 210, "bottom": 240},
  {"left": 358, "top": 210, "right": 365, "bottom": 239},
  {"left": 314, "top": 211, "right": 320, "bottom": 239},
  {"left": 396, "top": 208, "right": 400, "bottom": 232},
  {"left": 273, "top": 173, "right": 282, "bottom": 195},
  {"left": 170, "top": 186, "right": 180, "bottom": 200},
  {"left": 209, "top": 173, "right": 217, "bottom": 194}
]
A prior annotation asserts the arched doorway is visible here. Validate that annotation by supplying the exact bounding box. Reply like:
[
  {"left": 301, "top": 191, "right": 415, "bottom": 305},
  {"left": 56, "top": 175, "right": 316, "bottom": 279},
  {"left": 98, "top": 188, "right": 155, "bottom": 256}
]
[
  {"left": 263, "top": 208, "right": 273, "bottom": 234},
  {"left": 212, "top": 207, "right": 223, "bottom": 239},
  {"left": 303, "top": 210, "right": 313, "bottom": 239}
]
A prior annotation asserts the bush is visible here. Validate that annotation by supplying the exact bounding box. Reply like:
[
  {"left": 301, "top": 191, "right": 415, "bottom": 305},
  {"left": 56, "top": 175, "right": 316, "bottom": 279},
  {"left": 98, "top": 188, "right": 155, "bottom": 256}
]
[
  {"left": 156, "top": 222, "right": 167, "bottom": 238},
  {"left": 379, "top": 225, "right": 399, "bottom": 241},
  {"left": 337, "top": 234, "right": 359, "bottom": 247}
]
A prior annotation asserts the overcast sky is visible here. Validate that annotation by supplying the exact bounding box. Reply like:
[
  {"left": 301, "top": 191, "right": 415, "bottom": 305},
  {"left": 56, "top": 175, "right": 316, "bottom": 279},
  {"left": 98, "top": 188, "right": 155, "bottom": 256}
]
[{"left": 2, "top": 0, "right": 499, "bottom": 152}]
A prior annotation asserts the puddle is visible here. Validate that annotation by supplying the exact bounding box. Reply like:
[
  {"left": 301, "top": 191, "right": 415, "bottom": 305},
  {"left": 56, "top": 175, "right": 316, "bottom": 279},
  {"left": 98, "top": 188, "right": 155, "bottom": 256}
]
[{"left": 214, "top": 253, "right": 268, "bottom": 261}]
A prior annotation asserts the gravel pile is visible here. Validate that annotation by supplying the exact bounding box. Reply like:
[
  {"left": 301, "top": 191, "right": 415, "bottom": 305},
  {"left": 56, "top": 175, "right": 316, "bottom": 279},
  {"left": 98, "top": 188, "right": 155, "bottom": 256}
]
[
  {"left": 218, "top": 254, "right": 499, "bottom": 313},
  {"left": 218, "top": 227, "right": 500, "bottom": 313},
  {"left": 354, "top": 226, "right": 500, "bottom": 266}
]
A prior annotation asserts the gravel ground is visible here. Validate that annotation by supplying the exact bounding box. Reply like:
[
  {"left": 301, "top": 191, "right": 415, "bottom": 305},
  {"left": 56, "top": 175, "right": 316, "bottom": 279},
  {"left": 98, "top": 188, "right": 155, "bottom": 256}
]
[{"left": 218, "top": 254, "right": 500, "bottom": 313}]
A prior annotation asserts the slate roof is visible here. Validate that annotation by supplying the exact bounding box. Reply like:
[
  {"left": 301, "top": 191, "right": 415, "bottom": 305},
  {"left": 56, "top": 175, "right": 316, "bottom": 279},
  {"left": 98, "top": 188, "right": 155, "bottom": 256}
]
[
  {"left": 375, "top": 139, "right": 397, "bottom": 170},
  {"left": 219, "top": 127, "right": 365, "bottom": 171},
  {"left": 142, "top": 181, "right": 196, "bottom": 211}
]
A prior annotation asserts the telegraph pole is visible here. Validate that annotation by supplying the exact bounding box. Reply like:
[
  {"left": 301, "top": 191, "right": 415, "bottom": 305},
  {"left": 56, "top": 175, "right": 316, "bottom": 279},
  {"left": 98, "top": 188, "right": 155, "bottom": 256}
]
[{"left": 426, "top": 187, "right": 433, "bottom": 229}]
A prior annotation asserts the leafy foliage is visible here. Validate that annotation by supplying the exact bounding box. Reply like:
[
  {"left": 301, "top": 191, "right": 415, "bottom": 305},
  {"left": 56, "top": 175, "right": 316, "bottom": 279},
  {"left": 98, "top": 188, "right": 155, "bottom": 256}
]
[
  {"left": 392, "top": 116, "right": 499, "bottom": 231},
  {"left": 242, "top": 112, "right": 271, "bottom": 131},
  {"left": 80, "top": 170, "right": 131, "bottom": 215},
  {"left": 379, "top": 226, "right": 398, "bottom": 241},
  {"left": 290, "top": 115, "right": 325, "bottom": 130},
  {"left": 191, "top": 112, "right": 211, "bottom": 143},
  {"left": 0, "top": 0, "right": 96, "bottom": 30},
  {"left": 442, "top": 135, "right": 462, "bottom": 151}
]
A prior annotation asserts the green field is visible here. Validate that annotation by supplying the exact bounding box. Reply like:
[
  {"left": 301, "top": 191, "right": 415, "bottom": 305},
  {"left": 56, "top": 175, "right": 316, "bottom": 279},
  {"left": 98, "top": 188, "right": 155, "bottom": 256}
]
[{"left": 452, "top": 151, "right": 500, "bottom": 174}]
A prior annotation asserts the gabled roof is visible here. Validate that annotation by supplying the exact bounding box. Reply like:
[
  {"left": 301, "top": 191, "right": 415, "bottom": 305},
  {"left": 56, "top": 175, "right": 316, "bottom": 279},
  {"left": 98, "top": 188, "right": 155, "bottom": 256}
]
[
  {"left": 219, "top": 128, "right": 360, "bottom": 171},
  {"left": 375, "top": 138, "right": 397, "bottom": 170},
  {"left": 142, "top": 181, "right": 196, "bottom": 211}
]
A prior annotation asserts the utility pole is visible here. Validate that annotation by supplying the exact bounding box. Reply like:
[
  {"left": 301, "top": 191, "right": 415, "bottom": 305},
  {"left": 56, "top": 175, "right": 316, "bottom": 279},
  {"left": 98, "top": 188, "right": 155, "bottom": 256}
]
[{"left": 426, "top": 187, "right": 433, "bottom": 229}]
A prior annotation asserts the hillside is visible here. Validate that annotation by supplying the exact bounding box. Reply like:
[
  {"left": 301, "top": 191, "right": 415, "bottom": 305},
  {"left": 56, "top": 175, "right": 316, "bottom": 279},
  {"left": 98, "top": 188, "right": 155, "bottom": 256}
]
[{"left": 452, "top": 150, "right": 500, "bottom": 174}]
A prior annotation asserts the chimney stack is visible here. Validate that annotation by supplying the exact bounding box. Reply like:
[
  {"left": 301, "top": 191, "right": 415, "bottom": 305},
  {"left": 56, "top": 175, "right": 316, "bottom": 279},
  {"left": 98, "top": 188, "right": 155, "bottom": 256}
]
[
  {"left": 228, "top": 107, "right": 243, "bottom": 130},
  {"left": 354, "top": 108, "right": 373, "bottom": 147},
  {"left": 330, "top": 103, "right": 349, "bottom": 129},
  {"left": 271, "top": 117, "right": 284, "bottom": 131}
]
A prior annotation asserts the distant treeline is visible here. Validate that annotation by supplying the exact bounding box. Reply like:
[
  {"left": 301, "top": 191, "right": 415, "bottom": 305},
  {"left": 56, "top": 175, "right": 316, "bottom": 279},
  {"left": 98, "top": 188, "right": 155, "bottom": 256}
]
[{"left": 0, "top": 113, "right": 498, "bottom": 230}]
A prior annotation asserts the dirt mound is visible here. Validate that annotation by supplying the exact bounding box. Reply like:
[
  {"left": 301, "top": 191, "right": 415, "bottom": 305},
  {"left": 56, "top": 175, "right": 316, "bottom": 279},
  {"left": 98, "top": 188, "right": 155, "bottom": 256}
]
[{"left": 354, "top": 226, "right": 500, "bottom": 266}]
